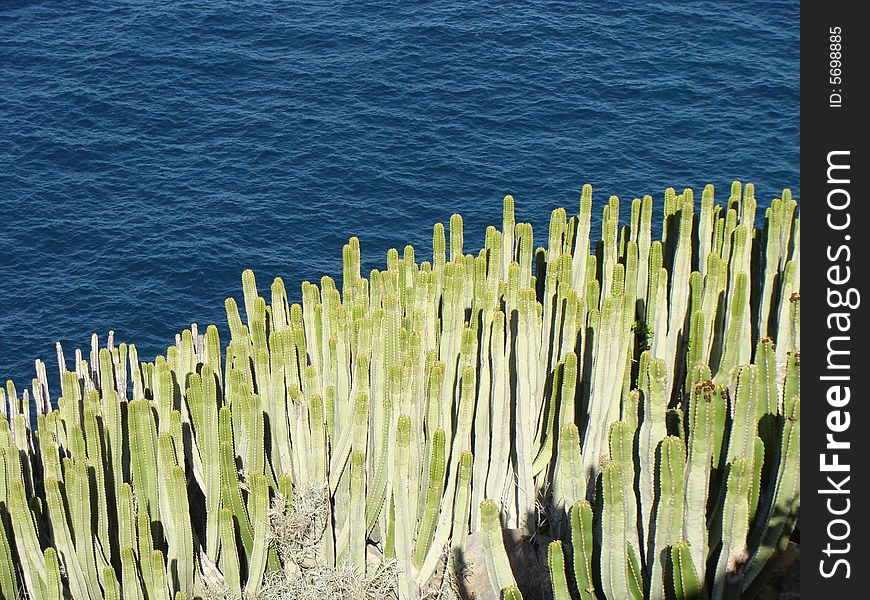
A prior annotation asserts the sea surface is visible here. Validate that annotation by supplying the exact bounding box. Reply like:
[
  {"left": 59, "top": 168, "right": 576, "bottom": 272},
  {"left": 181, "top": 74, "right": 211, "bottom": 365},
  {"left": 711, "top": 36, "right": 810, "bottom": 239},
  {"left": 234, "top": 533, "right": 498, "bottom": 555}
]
[{"left": 0, "top": 1, "right": 799, "bottom": 405}]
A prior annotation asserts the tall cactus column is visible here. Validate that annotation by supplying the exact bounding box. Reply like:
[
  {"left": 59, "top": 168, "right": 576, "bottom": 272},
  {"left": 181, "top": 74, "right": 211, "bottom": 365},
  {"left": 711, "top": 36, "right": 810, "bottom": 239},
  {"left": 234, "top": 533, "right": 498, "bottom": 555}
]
[{"left": 0, "top": 180, "right": 798, "bottom": 600}]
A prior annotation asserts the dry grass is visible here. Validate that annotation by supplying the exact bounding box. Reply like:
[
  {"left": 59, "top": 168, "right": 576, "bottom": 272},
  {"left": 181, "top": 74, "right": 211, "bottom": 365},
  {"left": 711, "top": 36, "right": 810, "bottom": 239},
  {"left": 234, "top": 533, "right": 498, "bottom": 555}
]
[
  {"left": 258, "top": 560, "right": 398, "bottom": 600},
  {"left": 256, "top": 482, "right": 399, "bottom": 599},
  {"left": 268, "top": 481, "right": 330, "bottom": 568},
  {"left": 423, "top": 553, "right": 464, "bottom": 600}
]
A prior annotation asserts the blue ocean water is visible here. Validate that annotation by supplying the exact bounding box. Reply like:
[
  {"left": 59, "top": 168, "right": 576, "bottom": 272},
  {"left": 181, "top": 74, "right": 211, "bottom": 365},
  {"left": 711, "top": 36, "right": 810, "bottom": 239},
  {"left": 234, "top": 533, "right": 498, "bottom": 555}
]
[{"left": 0, "top": 1, "right": 798, "bottom": 400}]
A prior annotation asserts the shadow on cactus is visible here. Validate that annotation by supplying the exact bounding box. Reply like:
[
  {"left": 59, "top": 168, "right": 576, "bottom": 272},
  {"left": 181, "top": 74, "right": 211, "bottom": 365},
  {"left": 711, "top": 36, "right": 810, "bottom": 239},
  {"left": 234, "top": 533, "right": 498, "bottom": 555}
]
[{"left": 0, "top": 181, "right": 799, "bottom": 599}]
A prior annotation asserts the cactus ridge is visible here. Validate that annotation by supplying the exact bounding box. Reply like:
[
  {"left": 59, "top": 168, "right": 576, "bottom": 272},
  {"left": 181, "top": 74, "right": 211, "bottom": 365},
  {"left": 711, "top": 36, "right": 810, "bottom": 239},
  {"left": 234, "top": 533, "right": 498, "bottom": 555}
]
[{"left": 0, "top": 182, "right": 798, "bottom": 600}]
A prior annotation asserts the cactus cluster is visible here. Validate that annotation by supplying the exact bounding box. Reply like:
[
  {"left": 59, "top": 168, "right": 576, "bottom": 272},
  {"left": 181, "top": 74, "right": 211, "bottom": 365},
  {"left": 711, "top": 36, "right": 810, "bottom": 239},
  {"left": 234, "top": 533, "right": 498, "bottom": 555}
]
[{"left": 0, "top": 181, "right": 799, "bottom": 599}]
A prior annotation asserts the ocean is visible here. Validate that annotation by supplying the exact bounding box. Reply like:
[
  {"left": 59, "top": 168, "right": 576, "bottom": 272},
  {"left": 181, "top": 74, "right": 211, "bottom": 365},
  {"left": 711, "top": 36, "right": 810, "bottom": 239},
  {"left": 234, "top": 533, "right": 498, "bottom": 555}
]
[{"left": 0, "top": 0, "right": 799, "bottom": 403}]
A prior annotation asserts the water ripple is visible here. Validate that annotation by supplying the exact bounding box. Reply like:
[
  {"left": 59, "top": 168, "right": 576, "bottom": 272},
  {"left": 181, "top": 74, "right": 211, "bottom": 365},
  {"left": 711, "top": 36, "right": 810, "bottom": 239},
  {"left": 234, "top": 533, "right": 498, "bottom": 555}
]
[{"left": 0, "top": 0, "right": 798, "bottom": 397}]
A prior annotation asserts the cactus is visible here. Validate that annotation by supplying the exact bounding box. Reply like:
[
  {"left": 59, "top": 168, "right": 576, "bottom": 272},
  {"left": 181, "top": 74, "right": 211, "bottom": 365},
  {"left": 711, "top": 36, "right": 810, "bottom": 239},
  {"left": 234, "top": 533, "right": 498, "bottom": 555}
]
[
  {"left": 668, "top": 541, "right": 703, "bottom": 600},
  {"left": 649, "top": 436, "right": 687, "bottom": 600},
  {"left": 639, "top": 356, "right": 668, "bottom": 554},
  {"left": 166, "top": 462, "right": 195, "bottom": 593},
  {"left": 348, "top": 450, "right": 367, "bottom": 572},
  {"left": 712, "top": 458, "right": 752, "bottom": 600},
  {"left": 219, "top": 508, "right": 243, "bottom": 598},
  {"left": 414, "top": 428, "right": 445, "bottom": 569},
  {"left": 570, "top": 500, "right": 596, "bottom": 600},
  {"left": 0, "top": 516, "right": 17, "bottom": 599},
  {"left": 548, "top": 541, "right": 572, "bottom": 600},
  {"left": 103, "top": 566, "right": 121, "bottom": 600},
  {"left": 684, "top": 381, "right": 716, "bottom": 581},
  {"left": 44, "top": 477, "right": 91, "bottom": 598},
  {"left": 219, "top": 407, "right": 254, "bottom": 565},
  {"left": 151, "top": 550, "right": 171, "bottom": 600},
  {"left": 7, "top": 479, "right": 46, "bottom": 598},
  {"left": 600, "top": 462, "right": 631, "bottom": 600},
  {"left": 43, "top": 547, "right": 62, "bottom": 600},
  {"left": 480, "top": 499, "right": 516, "bottom": 596},
  {"left": 552, "top": 423, "right": 585, "bottom": 537},
  {"left": 501, "top": 586, "right": 524, "bottom": 600},
  {"left": 137, "top": 510, "right": 157, "bottom": 597},
  {"left": 244, "top": 472, "right": 271, "bottom": 596},
  {"left": 743, "top": 391, "right": 800, "bottom": 596},
  {"left": 121, "top": 546, "right": 145, "bottom": 600},
  {"left": 0, "top": 181, "right": 797, "bottom": 599},
  {"left": 451, "top": 450, "right": 474, "bottom": 554},
  {"left": 393, "top": 414, "right": 415, "bottom": 599}
]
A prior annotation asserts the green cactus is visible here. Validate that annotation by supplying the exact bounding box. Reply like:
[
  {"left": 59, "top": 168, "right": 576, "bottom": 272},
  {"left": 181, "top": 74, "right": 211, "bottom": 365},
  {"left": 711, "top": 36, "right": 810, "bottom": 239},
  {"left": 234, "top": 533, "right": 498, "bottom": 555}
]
[
  {"left": 44, "top": 477, "right": 91, "bottom": 598},
  {"left": 548, "top": 541, "right": 572, "bottom": 600},
  {"left": 626, "top": 541, "right": 644, "bottom": 600},
  {"left": 451, "top": 450, "right": 474, "bottom": 554},
  {"left": 348, "top": 449, "right": 367, "bottom": 572},
  {"left": 418, "top": 367, "right": 476, "bottom": 581},
  {"left": 712, "top": 458, "right": 752, "bottom": 600},
  {"left": 600, "top": 462, "right": 632, "bottom": 600},
  {"left": 480, "top": 500, "right": 517, "bottom": 596},
  {"left": 649, "top": 436, "right": 686, "bottom": 600},
  {"left": 244, "top": 472, "right": 270, "bottom": 596},
  {"left": 668, "top": 541, "right": 704, "bottom": 600},
  {"left": 639, "top": 357, "right": 668, "bottom": 554},
  {"left": 219, "top": 508, "right": 242, "bottom": 598},
  {"left": 684, "top": 380, "right": 715, "bottom": 579},
  {"left": 0, "top": 181, "right": 798, "bottom": 600},
  {"left": 151, "top": 549, "right": 171, "bottom": 600},
  {"left": 103, "top": 566, "right": 121, "bottom": 600},
  {"left": 199, "top": 365, "right": 222, "bottom": 563},
  {"left": 8, "top": 479, "right": 47, "bottom": 598},
  {"left": 0, "top": 516, "right": 17, "bottom": 600},
  {"left": 486, "top": 311, "right": 510, "bottom": 505},
  {"left": 393, "top": 414, "right": 415, "bottom": 599},
  {"left": 608, "top": 420, "right": 640, "bottom": 557},
  {"left": 744, "top": 391, "right": 800, "bottom": 596},
  {"left": 218, "top": 407, "right": 254, "bottom": 562},
  {"left": 137, "top": 511, "right": 156, "bottom": 597},
  {"left": 43, "top": 547, "right": 62, "bottom": 600},
  {"left": 570, "top": 500, "right": 596, "bottom": 600},
  {"left": 501, "top": 586, "right": 524, "bottom": 600},
  {"left": 552, "top": 423, "right": 585, "bottom": 537},
  {"left": 414, "top": 428, "right": 446, "bottom": 569},
  {"left": 121, "top": 546, "right": 145, "bottom": 600}
]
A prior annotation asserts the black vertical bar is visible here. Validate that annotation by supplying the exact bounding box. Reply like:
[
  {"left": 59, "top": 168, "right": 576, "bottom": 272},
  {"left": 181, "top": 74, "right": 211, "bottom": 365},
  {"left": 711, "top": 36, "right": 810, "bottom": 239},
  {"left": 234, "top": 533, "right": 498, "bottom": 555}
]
[{"left": 802, "top": 0, "right": 868, "bottom": 596}]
